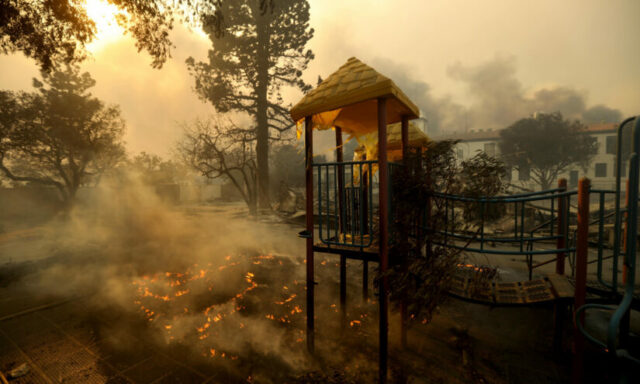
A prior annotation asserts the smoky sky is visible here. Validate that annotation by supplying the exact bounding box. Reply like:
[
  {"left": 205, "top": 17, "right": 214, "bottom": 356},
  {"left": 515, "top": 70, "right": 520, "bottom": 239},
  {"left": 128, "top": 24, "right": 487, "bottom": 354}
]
[
  {"left": 373, "top": 55, "right": 624, "bottom": 134},
  {"left": 1, "top": 0, "right": 638, "bottom": 155}
]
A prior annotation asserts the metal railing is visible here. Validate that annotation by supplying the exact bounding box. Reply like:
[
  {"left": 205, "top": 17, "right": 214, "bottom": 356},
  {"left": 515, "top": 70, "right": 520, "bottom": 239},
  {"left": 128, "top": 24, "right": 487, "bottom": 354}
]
[
  {"left": 575, "top": 116, "right": 640, "bottom": 370},
  {"left": 314, "top": 160, "right": 376, "bottom": 248},
  {"left": 427, "top": 189, "right": 576, "bottom": 276}
]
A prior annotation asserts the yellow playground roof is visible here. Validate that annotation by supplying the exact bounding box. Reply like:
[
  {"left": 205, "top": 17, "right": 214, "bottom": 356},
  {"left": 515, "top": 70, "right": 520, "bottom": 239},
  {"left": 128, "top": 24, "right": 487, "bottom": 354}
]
[
  {"left": 290, "top": 57, "right": 420, "bottom": 137},
  {"left": 387, "top": 121, "right": 429, "bottom": 150}
]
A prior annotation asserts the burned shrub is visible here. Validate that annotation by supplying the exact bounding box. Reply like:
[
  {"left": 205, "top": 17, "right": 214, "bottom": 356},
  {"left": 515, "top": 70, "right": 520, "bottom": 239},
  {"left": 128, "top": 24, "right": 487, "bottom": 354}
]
[{"left": 385, "top": 140, "right": 506, "bottom": 322}]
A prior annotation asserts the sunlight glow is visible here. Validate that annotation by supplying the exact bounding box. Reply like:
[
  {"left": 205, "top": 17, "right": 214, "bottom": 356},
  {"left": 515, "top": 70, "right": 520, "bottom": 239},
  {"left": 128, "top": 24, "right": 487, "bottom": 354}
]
[{"left": 84, "top": 0, "right": 126, "bottom": 52}]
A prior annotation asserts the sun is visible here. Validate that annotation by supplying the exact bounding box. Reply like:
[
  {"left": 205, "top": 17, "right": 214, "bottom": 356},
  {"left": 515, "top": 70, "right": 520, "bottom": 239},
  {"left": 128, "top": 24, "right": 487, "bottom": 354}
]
[{"left": 84, "top": 0, "right": 126, "bottom": 52}]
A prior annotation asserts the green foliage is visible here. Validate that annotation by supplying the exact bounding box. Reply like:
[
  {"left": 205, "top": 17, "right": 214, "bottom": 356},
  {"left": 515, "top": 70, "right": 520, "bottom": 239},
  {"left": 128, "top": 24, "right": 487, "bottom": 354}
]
[
  {"left": 186, "top": 0, "right": 314, "bottom": 207},
  {"left": 499, "top": 112, "right": 597, "bottom": 190},
  {"left": 386, "top": 141, "right": 506, "bottom": 322},
  {"left": 0, "top": 0, "right": 179, "bottom": 70},
  {"left": 0, "top": 65, "right": 126, "bottom": 205}
]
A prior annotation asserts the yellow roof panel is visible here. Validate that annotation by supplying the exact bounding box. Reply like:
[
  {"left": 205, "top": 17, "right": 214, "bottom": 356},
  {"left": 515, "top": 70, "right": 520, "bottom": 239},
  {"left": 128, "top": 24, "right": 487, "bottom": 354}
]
[
  {"left": 387, "top": 122, "right": 430, "bottom": 149},
  {"left": 290, "top": 57, "right": 420, "bottom": 134}
]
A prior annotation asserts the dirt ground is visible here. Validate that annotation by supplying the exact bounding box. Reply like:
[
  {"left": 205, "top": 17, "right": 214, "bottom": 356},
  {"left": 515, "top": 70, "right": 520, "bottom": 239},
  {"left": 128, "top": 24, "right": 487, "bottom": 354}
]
[{"left": 0, "top": 202, "right": 637, "bottom": 383}]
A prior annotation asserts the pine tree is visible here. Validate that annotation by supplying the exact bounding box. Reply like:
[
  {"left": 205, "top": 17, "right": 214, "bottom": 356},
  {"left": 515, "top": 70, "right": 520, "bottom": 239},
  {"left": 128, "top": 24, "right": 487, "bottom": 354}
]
[{"left": 186, "top": 0, "right": 314, "bottom": 209}]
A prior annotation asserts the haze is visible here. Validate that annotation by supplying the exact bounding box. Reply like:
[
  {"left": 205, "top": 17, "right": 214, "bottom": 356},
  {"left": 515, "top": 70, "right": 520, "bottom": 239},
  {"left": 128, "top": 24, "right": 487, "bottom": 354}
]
[{"left": 1, "top": 0, "right": 638, "bottom": 156}]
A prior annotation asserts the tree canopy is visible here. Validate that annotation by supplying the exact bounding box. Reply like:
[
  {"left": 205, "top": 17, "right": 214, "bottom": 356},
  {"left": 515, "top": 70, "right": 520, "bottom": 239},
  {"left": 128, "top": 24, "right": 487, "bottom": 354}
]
[
  {"left": 499, "top": 112, "right": 597, "bottom": 190},
  {"left": 0, "top": 65, "right": 126, "bottom": 205},
  {"left": 1, "top": 0, "right": 180, "bottom": 70},
  {"left": 186, "top": 0, "right": 314, "bottom": 208},
  {"left": 1, "top": 0, "right": 279, "bottom": 70}
]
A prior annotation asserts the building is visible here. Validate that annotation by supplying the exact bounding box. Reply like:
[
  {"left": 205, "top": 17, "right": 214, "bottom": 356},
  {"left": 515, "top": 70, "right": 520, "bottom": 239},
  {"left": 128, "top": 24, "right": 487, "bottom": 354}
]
[{"left": 435, "top": 122, "right": 623, "bottom": 191}]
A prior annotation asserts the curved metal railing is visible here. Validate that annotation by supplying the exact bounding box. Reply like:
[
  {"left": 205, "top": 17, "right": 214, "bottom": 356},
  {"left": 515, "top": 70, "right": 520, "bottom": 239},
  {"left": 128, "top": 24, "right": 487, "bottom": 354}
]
[{"left": 575, "top": 116, "right": 639, "bottom": 368}]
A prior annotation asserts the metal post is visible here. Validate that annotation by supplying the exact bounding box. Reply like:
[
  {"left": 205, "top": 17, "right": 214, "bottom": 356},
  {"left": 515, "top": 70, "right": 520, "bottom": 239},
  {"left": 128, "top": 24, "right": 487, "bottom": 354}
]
[
  {"left": 620, "top": 174, "right": 631, "bottom": 347},
  {"left": 377, "top": 97, "right": 389, "bottom": 384},
  {"left": 336, "top": 127, "right": 347, "bottom": 328},
  {"left": 608, "top": 117, "right": 640, "bottom": 363},
  {"left": 304, "top": 115, "right": 315, "bottom": 354},
  {"left": 571, "top": 178, "right": 590, "bottom": 384},
  {"left": 556, "top": 178, "right": 568, "bottom": 275},
  {"left": 613, "top": 117, "right": 636, "bottom": 291},
  {"left": 400, "top": 115, "right": 409, "bottom": 349},
  {"left": 623, "top": 178, "right": 629, "bottom": 285}
]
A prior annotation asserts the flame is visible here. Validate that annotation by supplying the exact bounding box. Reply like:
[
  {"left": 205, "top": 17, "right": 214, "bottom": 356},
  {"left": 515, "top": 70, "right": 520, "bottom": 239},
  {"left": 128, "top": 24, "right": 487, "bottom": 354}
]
[
  {"left": 275, "top": 294, "right": 297, "bottom": 305},
  {"left": 132, "top": 254, "right": 308, "bottom": 364}
]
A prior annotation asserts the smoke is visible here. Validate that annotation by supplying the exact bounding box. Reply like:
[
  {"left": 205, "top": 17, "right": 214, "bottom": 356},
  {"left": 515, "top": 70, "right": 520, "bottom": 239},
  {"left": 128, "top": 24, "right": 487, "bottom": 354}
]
[
  {"left": 1, "top": 172, "right": 383, "bottom": 381},
  {"left": 3, "top": 173, "right": 311, "bottom": 377},
  {"left": 372, "top": 58, "right": 468, "bottom": 135},
  {"left": 374, "top": 55, "right": 623, "bottom": 133}
]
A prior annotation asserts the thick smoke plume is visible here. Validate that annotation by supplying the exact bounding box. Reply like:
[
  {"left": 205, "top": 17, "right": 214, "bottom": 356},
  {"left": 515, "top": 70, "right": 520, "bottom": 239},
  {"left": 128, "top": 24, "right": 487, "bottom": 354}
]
[
  {"left": 4, "top": 173, "right": 317, "bottom": 379},
  {"left": 374, "top": 55, "right": 623, "bottom": 133},
  {"left": 2, "top": 172, "right": 385, "bottom": 381}
]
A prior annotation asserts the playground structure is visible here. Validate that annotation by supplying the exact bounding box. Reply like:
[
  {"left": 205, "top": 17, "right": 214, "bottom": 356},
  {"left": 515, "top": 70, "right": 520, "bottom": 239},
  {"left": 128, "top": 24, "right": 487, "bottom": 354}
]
[{"left": 290, "top": 57, "right": 639, "bottom": 383}]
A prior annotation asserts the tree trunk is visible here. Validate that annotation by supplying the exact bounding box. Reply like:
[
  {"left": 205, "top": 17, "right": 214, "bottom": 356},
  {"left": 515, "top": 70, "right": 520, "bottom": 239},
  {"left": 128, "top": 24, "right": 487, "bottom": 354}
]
[{"left": 255, "top": 12, "right": 270, "bottom": 210}]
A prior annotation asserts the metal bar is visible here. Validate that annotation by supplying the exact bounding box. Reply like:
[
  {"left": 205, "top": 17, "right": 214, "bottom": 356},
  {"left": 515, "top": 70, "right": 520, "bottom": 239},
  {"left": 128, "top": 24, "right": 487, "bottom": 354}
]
[
  {"left": 609, "top": 118, "right": 640, "bottom": 355},
  {"left": 317, "top": 164, "right": 323, "bottom": 243},
  {"left": 336, "top": 128, "right": 345, "bottom": 239},
  {"left": 430, "top": 241, "right": 575, "bottom": 256},
  {"left": 432, "top": 229, "right": 561, "bottom": 243},
  {"left": 550, "top": 195, "right": 555, "bottom": 236},
  {"left": 369, "top": 160, "right": 373, "bottom": 237},
  {"left": 340, "top": 254, "right": 347, "bottom": 329},
  {"left": 596, "top": 192, "right": 605, "bottom": 285},
  {"left": 480, "top": 201, "right": 485, "bottom": 251},
  {"left": 326, "top": 165, "right": 330, "bottom": 239},
  {"left": 612, "top": 117, "right": 636, "bottom": 291},
  {"left": 571, "top": 178, "right": 590, "bottom": 384},
  {"left": 520, "top": 201, "right": 525, "bottom": 253},
  {"left": 514, "top": 201, "right": 518, "bottom": 243},
  {"left": 377, "top": 97, "right": 389, "bottom": 384},
  {"left": 313, "top": 160, "right": 378, "bottom": 166},
  {"left": 431, "top": 188, "right": 569, "bottom": 202},
  {"left": 400, "top": 115, "right": 409, "bottom": 350},
  {"left": 304, "top": 115, "right": 315, "bottom": 354},
  {"left": 556, "top": 179, "right": 567, "bottom": 275},
  {"left": 566, "top": 191, "right": 572, "bottom": 276},
  {"left": 623, "top": 178, "right": 630, "bottom": 285},
  {"left": 360, "top": 163, "right": 365, "bottom": 247},
  {"left": 334, "top": 163, "right": 339, "bottom": 241},
  {"left": 532, "top": 256, "right": 561, "bottom": 269},
  {"left": 351, "top": 163, "right": 355, "bottom": 246}
]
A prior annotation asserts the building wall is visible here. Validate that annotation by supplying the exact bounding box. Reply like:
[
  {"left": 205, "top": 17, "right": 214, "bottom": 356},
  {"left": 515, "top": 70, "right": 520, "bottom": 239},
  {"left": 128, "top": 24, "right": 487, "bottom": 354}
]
[{"left": 454, "top": 130, "right": 625, "bottom": 191}]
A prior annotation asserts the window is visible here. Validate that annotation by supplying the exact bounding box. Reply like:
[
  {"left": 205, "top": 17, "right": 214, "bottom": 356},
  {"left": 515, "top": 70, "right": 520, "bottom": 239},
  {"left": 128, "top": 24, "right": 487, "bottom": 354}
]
[
  {"left": 518, "top": 164, "right": 530, "bottom": 181},
  {"left": 595, "top": 163, "right": 607, "bottom": 178},
  {"left": 484, "top": 142, "right": 496, "bottom": 157},
  {"left": 457, "top": 149, "right": 464, "bottom": 160},
  {"left": 606, "top": 136, "right": 616, "bottom": 155},
  {"left": 569, "top": 170, "right": 579, "bottom": 187}
]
